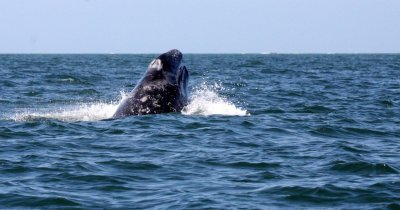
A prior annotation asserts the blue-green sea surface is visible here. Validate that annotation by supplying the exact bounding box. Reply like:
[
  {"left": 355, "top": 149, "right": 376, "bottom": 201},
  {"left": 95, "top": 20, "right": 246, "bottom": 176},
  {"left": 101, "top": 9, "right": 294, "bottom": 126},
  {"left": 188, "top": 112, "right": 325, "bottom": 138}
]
[{"left": 0, "top": 54, "right": 399, "bottom": 209}]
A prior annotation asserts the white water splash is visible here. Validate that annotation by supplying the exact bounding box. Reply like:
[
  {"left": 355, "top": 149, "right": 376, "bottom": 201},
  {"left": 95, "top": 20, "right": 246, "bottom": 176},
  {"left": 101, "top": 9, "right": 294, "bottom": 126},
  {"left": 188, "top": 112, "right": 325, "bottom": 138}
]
[
  {"left": 11, "top": 91, "right": 130, "bottom": 122},
  {"left": 12, "top": 102, "right": 119, "bottom": 122},
  {"left": 10, "top": 83, "right": 248, "bottom": 122},
  {"left": 182, "top": 82, "right": 249, "bottom": 116}
]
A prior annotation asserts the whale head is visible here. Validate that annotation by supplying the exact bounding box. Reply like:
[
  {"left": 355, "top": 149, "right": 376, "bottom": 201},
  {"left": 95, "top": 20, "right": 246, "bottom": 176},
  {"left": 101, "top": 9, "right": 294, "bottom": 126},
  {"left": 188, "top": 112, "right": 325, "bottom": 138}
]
[{"left": 148, "top": 49, "right": 183, "bottom": 76}]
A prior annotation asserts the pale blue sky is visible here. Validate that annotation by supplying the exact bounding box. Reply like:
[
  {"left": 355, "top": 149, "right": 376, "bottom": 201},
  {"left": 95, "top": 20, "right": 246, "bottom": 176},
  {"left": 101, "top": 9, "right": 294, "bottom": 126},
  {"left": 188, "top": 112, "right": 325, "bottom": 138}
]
[{"left": 0, "top": 0, "right": 399, "bottom": 53}]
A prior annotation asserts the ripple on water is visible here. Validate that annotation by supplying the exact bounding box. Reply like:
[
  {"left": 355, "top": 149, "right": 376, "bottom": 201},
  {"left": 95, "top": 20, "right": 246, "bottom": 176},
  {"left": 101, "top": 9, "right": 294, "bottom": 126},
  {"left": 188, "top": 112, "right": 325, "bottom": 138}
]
[
  {"left": 91, "top": 185, "right": 133, "bottom": 193},
  {"left": 238, "top": 59, "right": 266, "bottom": 68},
  {"left": 263, "top": 127, "right": 292, "bottom": 134},
  {"left": 310, "top": 125, "right": 396, "bottom": 138},
  {"left": 228, "top": 171, "right": 283, "bottom": 183},
  {"left": 200, "top": 160, "right": 281, "bottom": 170},
  {"left": 256, "top": 183, "right": 399, "bottom": 206},
  {"left": 44, "top": 73, "right": 93, "bottom": 85},
  {"left": 329, "top": 160, "right": 399, "bottom": 176},
  {"left": 60, "top": 172, "right": 127, "bottom": 185},
  {"left": 344, "top": 127, "right": 392, "bottom": 137},
  {"left": 227, "top": 161, "right": 281, "bottom": 169},
  {"left": 338, "top": 143, "right": 370, "bottom": 154},
  {"left": 297, "top": 105, "right": 336, "bottom": 114},
  {"left": 253, "top": 108, "right": 285, "bottom": 115},
  {"left": 0, "top": 127, "right": 35, "bottom": 138},
  {"left": 0, "top": 193, "right": 80, "bottom": 208},
  {"left": 278, "top": 185, "right": 352, "bottom": 203},
  {"left": 97, "top": 160, "right": 162, "bottom": 171}
]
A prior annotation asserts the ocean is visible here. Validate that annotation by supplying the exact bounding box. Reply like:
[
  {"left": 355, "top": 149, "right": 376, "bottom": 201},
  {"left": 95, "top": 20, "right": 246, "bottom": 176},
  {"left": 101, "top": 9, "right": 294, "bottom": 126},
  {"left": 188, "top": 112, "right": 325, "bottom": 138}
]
[{"left": 0, "top": 53, "right": 399, "bottom": 209}]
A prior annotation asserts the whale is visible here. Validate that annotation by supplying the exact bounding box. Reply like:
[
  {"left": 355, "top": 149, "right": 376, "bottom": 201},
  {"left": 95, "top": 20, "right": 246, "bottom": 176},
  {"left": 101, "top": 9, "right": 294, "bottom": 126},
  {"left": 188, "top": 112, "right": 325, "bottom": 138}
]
[{"left": 113, "top": 49, "right": 189, "bottom": 118}]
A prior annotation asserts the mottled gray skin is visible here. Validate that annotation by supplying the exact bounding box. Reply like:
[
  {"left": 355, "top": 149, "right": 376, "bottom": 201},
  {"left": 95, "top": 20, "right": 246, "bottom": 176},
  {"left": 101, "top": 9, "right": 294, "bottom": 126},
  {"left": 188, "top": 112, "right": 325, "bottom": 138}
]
[{"left": 113, "top": 49, "right": 189, "bottom": 118}]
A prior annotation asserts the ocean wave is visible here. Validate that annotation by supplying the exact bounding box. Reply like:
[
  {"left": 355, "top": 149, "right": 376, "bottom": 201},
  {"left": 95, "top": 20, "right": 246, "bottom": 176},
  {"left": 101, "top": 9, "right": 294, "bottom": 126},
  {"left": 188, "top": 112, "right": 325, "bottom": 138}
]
[
  {"left": 329, "top": 160, "right": 399, "bottom": 175},
  {"left": 0, "top": 193, "right": 80, "bottom": 208},
  {"left": 255, "top": 183, "right": 399, "bottom": 206}
]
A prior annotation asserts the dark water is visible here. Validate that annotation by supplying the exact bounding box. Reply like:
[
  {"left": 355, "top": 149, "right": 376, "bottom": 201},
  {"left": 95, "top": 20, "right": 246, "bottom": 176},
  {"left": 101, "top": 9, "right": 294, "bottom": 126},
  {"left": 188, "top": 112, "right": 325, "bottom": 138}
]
[{"left": 1, "top": 54, "right": 399, "bottom": 209}]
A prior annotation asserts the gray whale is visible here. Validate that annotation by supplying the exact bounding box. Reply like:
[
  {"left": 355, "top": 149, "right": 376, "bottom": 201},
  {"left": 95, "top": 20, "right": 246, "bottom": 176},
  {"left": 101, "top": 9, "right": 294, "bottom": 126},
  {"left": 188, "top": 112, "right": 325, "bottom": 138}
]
[{"left": 113, "top": 49, "right": 189, "bottom": 118}]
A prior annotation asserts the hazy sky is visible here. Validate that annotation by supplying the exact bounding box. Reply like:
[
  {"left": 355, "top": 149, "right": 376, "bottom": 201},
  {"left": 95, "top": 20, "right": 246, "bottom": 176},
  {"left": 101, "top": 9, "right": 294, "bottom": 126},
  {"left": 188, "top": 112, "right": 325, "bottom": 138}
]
[{"left": 0, "top": 0, "right": 399, "bottom": 53}]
